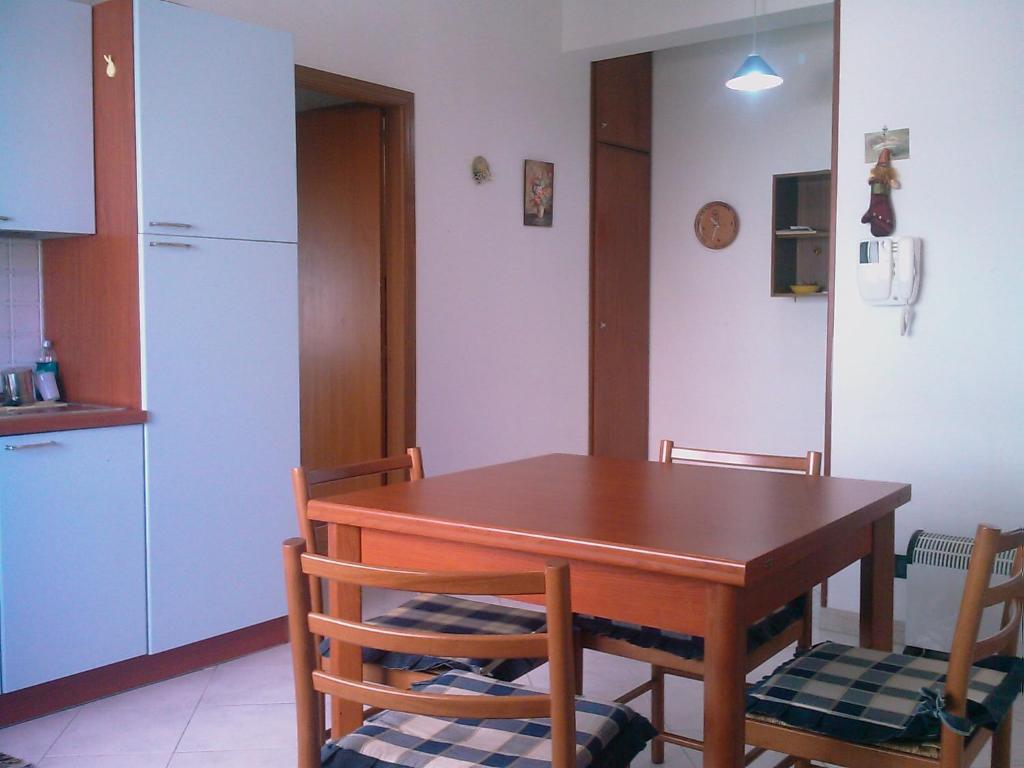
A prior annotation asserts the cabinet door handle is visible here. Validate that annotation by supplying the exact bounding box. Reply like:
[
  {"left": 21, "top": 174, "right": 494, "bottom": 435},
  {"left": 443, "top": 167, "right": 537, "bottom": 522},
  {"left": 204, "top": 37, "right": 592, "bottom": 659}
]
[
  {"left": 5, "top": 440, "right": 59, "bottom": 451},
  {"left": 0, "top": 215, "right": 11, "bottom": 222},
  {"left": 148, "top": 221, "right": 193, "bottom": 228},
  {"left": 148, "top": 241, "right": 194, "bottom": 248}
]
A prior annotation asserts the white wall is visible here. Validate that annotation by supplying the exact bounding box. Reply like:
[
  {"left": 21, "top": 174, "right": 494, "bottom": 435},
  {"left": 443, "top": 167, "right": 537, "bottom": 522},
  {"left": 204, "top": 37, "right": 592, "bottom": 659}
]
[
  {"left": 562, "top": 0, "right": 830, "bottom": 59},
  {"left": 182, "top": 0, "right": 591, "bottom": 474},
  {"left": 828, "top": 0, "right": 1024, "bottom": 613},
  {"left": 650, "top": 22, "right": 832, "bottom": 459}
]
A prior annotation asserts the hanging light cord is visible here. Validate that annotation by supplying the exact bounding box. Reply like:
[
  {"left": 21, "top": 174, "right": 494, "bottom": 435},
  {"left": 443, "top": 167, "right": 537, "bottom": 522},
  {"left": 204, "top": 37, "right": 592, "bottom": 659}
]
[{"left": 752, "top": 0, "right": 759, "bottom": 53}]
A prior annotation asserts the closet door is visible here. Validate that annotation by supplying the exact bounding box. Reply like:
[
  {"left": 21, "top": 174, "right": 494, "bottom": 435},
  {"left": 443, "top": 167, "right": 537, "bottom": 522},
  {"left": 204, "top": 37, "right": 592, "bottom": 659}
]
[
  {"left": 142, "top": 236, "right": 299, "bottom": 652},
  {"left": 592, "top": 53, "right": 652, "bottom": 153},
  {"left": 591, "top": 143, "right": 650, "bottom": 459},
  {"left": 134, "top": 0, "right": 297, "bottom": 243}
]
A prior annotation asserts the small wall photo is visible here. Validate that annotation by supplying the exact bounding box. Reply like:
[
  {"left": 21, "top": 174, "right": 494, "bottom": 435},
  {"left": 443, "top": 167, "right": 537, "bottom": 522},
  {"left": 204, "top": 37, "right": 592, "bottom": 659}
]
[{"left": 523, "top": 159, "right": 554, "bottom": 227}]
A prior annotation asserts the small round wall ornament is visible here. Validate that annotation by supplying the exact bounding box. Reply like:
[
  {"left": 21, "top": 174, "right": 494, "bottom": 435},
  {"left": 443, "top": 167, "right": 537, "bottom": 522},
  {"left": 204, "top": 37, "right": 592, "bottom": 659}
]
[
  {"left": 694, "top": 201, "right": 739, "bottom": 249},
  {"left": 471, "top": 156, "right": 492, "bottom": 184}
]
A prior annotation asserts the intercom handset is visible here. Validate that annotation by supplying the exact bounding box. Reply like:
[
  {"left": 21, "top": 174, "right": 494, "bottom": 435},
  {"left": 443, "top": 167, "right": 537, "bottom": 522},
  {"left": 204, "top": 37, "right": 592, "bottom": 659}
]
[{"left": 857, "top": 237, "right": 921, "bottom": 335}]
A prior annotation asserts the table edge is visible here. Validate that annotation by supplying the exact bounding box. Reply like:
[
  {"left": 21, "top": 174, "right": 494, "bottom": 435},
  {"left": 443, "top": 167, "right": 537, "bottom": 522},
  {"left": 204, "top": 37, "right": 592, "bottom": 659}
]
[{"left": 308, "top": 482, "right": 911, "bottom": 587}]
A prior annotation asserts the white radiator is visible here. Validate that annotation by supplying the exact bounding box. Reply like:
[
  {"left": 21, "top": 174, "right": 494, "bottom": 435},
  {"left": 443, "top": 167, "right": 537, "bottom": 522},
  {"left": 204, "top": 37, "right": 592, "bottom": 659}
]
[{"left": 905, "top": 530, "right": 1018, "bottom": 653}]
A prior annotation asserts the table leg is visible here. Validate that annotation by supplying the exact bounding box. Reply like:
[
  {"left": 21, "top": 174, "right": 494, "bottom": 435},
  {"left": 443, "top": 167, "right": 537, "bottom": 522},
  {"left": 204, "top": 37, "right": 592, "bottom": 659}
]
[
  {"left": 859, "top": 511, "right": 894, "bottom": 651},
  {"left": 327, "top": 522, "right": 363, "bottom": 737},
  {"left": 704, "top": 583, "right": 746, "bottom": 768}
]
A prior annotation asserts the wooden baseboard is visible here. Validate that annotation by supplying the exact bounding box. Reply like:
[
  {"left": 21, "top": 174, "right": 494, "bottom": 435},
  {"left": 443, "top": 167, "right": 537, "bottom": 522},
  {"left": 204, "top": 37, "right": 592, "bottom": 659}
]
[{"left": 0, "top": 616, "right": 287, "bottom": 728}]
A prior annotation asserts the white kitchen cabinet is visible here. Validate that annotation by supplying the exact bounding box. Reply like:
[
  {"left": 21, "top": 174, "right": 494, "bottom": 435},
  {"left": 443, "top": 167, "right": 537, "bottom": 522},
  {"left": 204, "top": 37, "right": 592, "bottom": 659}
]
[
  {"left": 0, "top": 426, "right": 146, "bottom": 692},
  {"left": 0, "top": 0, "right": 95, "bottom": 237},
  {"left": 141, "top": 236, "right": 299, "bottom": 652},
  {"left": 134, "top": 0, "right": 297, "bottom": 244}
]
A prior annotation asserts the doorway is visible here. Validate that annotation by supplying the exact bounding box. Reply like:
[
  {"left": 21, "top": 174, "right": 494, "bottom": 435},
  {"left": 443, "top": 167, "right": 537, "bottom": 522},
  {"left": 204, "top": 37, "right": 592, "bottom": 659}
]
[{"left": 294, "top": 68, "right": 416, "bottom": 471}]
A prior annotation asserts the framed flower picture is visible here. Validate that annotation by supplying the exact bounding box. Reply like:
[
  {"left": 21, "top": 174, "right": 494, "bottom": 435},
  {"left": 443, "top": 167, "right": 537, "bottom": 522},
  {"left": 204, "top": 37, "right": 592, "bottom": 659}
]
[{"left": 523, "top": 160, "right": 554, "bottom": 227}]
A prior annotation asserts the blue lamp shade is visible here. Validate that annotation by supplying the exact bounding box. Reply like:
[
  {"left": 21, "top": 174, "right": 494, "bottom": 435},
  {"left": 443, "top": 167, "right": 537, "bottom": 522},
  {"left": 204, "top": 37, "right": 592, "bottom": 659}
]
[{"left": 725, "top": 53, "right": 783, "bottom": 92}]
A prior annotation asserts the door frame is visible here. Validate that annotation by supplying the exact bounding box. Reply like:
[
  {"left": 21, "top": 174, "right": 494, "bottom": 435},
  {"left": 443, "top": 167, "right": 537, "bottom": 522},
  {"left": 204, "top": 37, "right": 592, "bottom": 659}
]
[
  {"left": 294, "top": 66, "right": 416, "bottom": 456},
  {"left": 823, "top": 0, "right": 840, "bottom": 477}
]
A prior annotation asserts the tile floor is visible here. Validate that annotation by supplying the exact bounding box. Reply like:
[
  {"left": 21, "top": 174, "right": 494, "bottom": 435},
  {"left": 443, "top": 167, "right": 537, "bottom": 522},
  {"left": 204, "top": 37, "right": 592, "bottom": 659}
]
[{"left": 2, "top": 592, "right": 1021, "bottom": 767}]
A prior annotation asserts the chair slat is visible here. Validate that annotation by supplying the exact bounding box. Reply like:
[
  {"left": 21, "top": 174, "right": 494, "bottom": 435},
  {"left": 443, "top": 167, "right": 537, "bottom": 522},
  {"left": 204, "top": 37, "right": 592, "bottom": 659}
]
[
  {"left": 659, "top": 440, "right": 820, "bottom": 474},
  {"left": 307, "top": 455, "right": 413, "bottom": 486},
  {"left": 309, "top": 612, "right": 548, "bottom": 659},
  {"left": 983, "top": 571, "right": 1024, "bottom": 607},
  {"left": 995, "top": 528, "right": 1024, "bottom": 552},
  {"left": 301, "top": 552, "right": 547, "bottom": 595},
  {"left": 312, "top": 671, "right": 552, "bottom": 719},
  {"left": 973, "top": 601, "right": 1022, "bottom": 660}
]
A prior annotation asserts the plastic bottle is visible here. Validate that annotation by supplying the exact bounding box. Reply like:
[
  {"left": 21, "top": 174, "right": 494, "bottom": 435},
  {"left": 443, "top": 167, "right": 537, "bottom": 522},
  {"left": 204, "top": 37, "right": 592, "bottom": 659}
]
[{"left": 35, "top": 339, "right": 61, "bottom": 401}]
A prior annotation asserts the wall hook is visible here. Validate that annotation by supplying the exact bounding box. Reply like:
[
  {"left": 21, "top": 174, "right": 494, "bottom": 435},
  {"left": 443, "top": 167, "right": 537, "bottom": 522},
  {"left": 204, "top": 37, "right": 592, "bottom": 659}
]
[{"left": 103, "top": 54, "right": 116, "bottom": 78}]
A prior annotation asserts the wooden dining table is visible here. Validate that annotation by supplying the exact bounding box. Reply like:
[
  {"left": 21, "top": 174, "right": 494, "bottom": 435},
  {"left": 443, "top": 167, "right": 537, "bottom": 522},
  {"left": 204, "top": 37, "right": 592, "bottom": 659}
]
[{"left": 307, "top": 453, "right": 912, "bottom": 768}]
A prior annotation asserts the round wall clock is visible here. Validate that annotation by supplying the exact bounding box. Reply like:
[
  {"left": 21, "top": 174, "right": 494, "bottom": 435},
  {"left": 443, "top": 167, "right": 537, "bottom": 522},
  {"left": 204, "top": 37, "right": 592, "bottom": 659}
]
[{"left": 694, "top": 201, "right": 739, "bottom": 249}]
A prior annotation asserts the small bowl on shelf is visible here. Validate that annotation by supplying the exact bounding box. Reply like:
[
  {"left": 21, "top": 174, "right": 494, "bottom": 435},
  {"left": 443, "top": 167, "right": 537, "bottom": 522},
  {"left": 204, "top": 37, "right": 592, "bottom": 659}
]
[{"left": 789, "top": 283, "right": 822, "bottom": 295}]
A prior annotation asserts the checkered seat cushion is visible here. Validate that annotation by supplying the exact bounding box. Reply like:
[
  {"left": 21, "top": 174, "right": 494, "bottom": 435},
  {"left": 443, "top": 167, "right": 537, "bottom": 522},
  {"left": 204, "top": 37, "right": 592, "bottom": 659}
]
[
  {"left": 575, "top": 596, "right": 806, "bottom": 660},
  {"left": 746, "top": 641, "right": 1024, "bottom": 745},
  {"left": 320, "top": 669, "right": 658, "bottom": 768},
  {"left": 322, "top": 594, "right": 548, "bottom": 682}
]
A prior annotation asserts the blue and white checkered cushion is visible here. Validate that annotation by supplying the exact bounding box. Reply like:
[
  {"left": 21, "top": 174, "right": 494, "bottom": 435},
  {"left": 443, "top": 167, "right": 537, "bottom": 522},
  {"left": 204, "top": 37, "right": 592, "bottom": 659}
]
[
  {"left": 354, "top": 594, "right": 548, "bottom": 682},
  {"left": 320, "top": 669, "right": 658, "bottom": 768},
  {"left": 576, "top": 596, "right": 805, "bottom": 660},
  {"left": 746, "top": 641, "right": 1024, "bottom": 745}
]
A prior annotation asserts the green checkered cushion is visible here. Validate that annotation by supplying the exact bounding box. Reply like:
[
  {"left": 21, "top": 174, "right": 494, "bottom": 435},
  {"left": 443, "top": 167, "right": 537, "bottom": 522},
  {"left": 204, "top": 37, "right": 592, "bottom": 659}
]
[
  {"left": 577, "top": 596, "right": 805, "bottom": 660},
  {"left": 366, "top": 595, "right": 548, "bottom": 681},
  {"left": 322, "top": 594, "right": 548, "bottom": 682},
  {"left": 320, "top": 669, "right": 658, "bottom": 768},
  {"left": 746, "top": 641, "right": 1024, "bottom": 744}
]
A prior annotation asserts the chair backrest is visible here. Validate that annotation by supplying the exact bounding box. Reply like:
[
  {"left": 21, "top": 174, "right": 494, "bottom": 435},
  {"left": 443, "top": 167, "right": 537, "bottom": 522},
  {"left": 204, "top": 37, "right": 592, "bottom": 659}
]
[
  {"left": 942, "top": 525, "right": 1024, "bottom": 737},
  {"left": 658, "top": 439, "right": 822, "bottom": 476},
  {"left": 283, "top": 537, "right": 577, "bottom": 768},
  {"left": 290, "top": 447, "right": 424, "bottom": 616}
]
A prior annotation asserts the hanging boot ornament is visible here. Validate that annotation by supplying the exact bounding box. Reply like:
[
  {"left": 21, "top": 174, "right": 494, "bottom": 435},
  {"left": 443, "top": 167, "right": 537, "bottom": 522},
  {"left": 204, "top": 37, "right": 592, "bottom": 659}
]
[{"left": 861, "top": 147, "right": 899, "bottom": 237}]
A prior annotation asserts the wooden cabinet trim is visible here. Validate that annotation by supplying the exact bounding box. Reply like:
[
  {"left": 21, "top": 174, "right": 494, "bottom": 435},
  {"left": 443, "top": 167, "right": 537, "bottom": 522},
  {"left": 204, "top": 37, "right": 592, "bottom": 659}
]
[{"left": 41, "top": 0, "right": 141, "bottom": 409}]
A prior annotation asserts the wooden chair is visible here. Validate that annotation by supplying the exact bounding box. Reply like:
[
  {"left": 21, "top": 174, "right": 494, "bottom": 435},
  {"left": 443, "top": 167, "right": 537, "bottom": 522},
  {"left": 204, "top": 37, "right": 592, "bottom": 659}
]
[
  {"left": 745, "top": 523, "right": 1024, "bottom": 768},
  {"left": 291, "top": 447, "right": 425, "bottom": 604},
  {"left": 291, "top": 447, "right": 548, "bottom": 690},
  {"left": 283, "top": 538, "right": 656, "bottom": 768},
  {"left": 575, "top": 439, "right": 822, "bottom": 765}
]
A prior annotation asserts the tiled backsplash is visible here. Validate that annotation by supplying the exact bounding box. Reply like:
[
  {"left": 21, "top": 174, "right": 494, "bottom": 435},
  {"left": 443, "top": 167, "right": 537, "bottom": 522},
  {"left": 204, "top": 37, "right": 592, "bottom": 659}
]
[{"left": 1, "top": 237, "right": 44, "bottom": 367}]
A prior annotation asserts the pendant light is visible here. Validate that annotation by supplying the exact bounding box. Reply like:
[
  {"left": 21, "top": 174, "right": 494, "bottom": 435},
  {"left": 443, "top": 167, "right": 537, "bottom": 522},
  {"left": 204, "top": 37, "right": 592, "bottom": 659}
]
[{"left": 726, "top": 0, "right": 783, "bottom": 92}]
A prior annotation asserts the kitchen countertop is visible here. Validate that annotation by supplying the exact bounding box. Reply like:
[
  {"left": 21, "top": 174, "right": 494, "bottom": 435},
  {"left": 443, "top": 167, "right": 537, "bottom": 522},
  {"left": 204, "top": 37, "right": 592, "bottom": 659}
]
[{"left": 0, "top": 403, "right": 148, "bottom": 437}]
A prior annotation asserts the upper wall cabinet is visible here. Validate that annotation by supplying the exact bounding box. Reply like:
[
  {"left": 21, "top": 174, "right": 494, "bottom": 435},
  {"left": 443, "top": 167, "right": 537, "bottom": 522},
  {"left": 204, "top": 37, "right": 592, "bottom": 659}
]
[
  {"left": 0, "top": 0, "right": 95, "bottom": 237},
  {"left": 134, "top": 0, "right": 297, "bottom": 243},
  {"left": 592, "top": 53, "right": 652, "bottom": 153}
]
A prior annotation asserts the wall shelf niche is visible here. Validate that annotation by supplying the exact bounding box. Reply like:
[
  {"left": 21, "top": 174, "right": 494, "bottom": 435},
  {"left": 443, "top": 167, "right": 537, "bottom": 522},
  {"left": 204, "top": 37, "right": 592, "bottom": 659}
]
[{"left": 771, "top": 170, "right": 831, "bottom": 297}]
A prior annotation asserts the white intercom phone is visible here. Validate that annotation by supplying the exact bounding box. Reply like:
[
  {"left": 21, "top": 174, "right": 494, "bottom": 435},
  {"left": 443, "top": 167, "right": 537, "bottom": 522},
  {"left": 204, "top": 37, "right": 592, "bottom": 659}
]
[{"left": 858, "top": 237, "right": 921, "bottom": 335}]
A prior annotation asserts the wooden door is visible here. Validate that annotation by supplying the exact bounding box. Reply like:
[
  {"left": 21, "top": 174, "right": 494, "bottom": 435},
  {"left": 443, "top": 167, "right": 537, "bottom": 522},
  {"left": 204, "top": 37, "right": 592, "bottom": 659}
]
[
  {"left": 592, "top": 53, "right": 652, "bottom": 153},
  {"left": 134, "top": 0, "right": 297, "bottom": 243},
  {"left": 297, "top": 106, "right": 385, "bottom": 470},
  {"left": 591, "top": 143, "right": 651, "bottom": 459}
]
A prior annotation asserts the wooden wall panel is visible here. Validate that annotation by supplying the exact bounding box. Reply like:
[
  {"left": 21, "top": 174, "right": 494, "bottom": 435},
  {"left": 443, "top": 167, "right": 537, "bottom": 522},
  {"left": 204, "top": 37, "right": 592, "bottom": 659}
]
[
  {"left": 41, "top": 0, "right": 140, "bottom": 409},
  {"left": 297, "top": 106, "right": 384, "bottom": 469}
]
